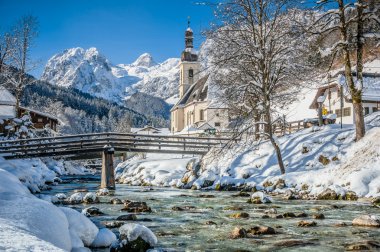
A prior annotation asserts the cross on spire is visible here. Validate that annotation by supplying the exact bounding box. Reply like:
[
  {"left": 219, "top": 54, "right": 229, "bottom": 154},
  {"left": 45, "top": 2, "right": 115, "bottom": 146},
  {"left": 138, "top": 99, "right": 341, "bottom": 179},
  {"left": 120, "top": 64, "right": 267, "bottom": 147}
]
[{"left": 187, "top": 16, "right": 190, "bottom": 28}]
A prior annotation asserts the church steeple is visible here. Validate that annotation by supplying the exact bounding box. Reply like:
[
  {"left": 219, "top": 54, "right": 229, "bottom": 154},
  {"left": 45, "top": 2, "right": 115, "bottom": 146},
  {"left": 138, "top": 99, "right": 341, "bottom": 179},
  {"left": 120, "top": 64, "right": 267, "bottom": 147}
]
[
  {"left": 185, "top": 17, "right": 194, "bottom": 49},
  {"left": 181, "top": 17, "right": 198, "bottom": 62},
  {"left": 179, "top": 19, "right": 200, "bottom": 98}
]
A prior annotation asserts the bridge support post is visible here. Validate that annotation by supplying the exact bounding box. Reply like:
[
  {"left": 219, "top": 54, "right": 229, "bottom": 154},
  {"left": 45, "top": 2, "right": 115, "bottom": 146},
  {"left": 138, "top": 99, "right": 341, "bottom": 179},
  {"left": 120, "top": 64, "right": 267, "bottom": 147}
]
[{"left": 101, "top": 145, "right": 115, "bottom": 189}]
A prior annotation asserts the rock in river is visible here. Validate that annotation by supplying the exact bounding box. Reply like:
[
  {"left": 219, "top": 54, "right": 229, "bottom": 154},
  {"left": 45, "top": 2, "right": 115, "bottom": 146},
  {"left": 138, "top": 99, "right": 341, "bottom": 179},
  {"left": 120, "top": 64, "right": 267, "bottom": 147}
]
[
  {"left": 82, "top": 206, "right": 104, "bottom": 217},
  {"left": 229, "top": 212, "right": 250, "bottom": 219},
  {"left": 122, "top": 201, "right": 152, "bottom": 213},
  {"left": 248, "top": 226, "right": 276, "bottom": 235},
  {"left": 110, "top": 198, "right": 123, "bottom": 204},
  {"left": 102, "top": 220, "right": 125, "bottom": 228},
  {"left": 230, "top": 227, "right": 247, "bottom": 239},
  {"left": 110, "top": 223, "right": 157, "bottom": 252},
  {"left": 352, "top": 215, "right": 380, "bottom": 227},
  {"left": 297, "top": 221, "right": 317, "bottom": 227},
  {"left": 117, "top": 214, "right": 138, "bottom": 221}
]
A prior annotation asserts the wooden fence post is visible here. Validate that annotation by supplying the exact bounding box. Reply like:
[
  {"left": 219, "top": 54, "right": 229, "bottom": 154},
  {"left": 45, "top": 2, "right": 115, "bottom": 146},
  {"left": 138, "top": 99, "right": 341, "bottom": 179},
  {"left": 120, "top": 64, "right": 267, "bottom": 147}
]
[{"left": 100, "top": 145, "right": 115, "bottom": 189}]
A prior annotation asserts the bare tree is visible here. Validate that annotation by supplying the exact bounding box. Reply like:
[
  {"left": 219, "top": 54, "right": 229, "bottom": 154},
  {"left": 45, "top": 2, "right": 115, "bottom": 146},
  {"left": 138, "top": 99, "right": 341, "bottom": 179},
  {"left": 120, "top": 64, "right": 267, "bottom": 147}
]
[
  {"left": 207, "top": 0, "right": 316, "bottom": 174},
  {"left": 4, "top": 15, "right": 38, "bottom": 116},
  {"left": 0, "top": 31, "right": 14, "bottom": 75},
  {"left": 311, "top": 0, "right": 380, "bottom": 141}
]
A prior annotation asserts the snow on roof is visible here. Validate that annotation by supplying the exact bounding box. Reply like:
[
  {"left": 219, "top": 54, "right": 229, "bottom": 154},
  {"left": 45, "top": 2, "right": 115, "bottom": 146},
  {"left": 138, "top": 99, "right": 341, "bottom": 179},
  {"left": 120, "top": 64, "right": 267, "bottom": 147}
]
[
  {"left": 0, "top": 88, "right": 16, "bottom": 106},
  {"left": 0, "top": 105, "right": 16, "bottom": 120},
  {"left": 20, "top": 106, "right": 59, "bottom": 121},
  {"left": 337, "top": 74, "right": 380, "bottom": 102},
  {"left": 186, "top": 27, "right": 193, "bottom": 32},
  {"left": 131, "top": 127, "right": 170, "bottom": 135}
]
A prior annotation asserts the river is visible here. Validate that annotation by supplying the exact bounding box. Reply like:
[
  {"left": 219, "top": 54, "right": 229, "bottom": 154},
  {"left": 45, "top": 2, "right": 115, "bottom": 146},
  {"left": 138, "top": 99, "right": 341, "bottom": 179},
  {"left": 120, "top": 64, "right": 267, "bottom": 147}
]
[{"left": 41, "top": 174, "right": 380, "bottom": 251}]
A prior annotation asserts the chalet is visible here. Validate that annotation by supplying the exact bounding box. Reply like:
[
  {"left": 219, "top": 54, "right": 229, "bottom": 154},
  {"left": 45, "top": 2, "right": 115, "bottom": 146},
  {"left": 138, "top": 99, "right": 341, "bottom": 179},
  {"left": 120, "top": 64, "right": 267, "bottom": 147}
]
[
  {"left": 0, "top": 88, "right": 59, "bottom": 134},
  {"left": 170, "top": 25, "right": 229, "bottom": 135},
  {"left": 310, "top": 72, "right": 380, "bottom": 124}
]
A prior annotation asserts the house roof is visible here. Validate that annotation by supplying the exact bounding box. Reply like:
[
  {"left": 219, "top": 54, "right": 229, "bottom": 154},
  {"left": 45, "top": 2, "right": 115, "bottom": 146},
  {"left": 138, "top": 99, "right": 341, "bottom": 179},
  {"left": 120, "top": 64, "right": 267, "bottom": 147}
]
[
  {"left": 0, "top": 88, "right": 16, "bottom": 106},
  {"left": 309, "top": 84, "right": 338, "bottom": 109},
  {"left": 310, "top": 72, "right": 380, "bottom": 109},
  {"left": 171, "top": 74, "right": 209, "bottom": 111},
  {"left": 19, "top": 106, "right": 59, "bottom": 122}
]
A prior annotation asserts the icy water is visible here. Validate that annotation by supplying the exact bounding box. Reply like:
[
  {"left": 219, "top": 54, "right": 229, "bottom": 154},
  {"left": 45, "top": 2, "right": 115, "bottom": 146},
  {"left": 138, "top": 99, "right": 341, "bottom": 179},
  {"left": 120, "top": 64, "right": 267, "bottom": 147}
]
[{"left": 41, "top": 174, "right": 380, "bottom": 251}]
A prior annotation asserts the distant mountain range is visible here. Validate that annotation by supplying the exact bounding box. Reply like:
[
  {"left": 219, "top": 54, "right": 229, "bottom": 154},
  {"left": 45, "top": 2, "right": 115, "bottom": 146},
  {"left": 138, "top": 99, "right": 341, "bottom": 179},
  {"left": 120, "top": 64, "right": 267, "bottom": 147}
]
[{"left": 41, "top": 47, "right": 180, "bottom": 105}]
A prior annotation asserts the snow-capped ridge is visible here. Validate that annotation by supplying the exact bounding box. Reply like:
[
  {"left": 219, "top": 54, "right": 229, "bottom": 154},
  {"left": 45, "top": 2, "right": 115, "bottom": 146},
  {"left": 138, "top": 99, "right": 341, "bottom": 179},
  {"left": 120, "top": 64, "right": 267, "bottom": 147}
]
[{"left": 131, "top": 53, "right": 157, "bottom": 68}]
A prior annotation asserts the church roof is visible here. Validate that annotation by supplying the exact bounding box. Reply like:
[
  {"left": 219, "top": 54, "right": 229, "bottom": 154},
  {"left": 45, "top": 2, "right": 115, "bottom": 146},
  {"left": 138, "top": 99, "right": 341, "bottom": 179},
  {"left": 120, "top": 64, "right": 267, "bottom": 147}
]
[{"left": 174, "top": 74, "right": 209, "bottom": 109}]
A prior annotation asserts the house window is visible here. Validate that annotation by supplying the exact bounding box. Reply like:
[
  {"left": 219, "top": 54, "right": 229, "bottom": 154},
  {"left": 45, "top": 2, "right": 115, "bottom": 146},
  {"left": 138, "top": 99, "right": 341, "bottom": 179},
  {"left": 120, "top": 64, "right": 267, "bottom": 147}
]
[
  {"left": 189, "top": 69, "right": 193, "bottom": 78},
  {"left": 215, "top": 122, "right": 221, "bottom": 127},
  {"left": 216, "top": 112, "right": 220, "bottom": 117},
  {"left": 335, "top": 109, "right": 341, "bottom": 117},
  {"left": 37, "top": 118, "right": 43, "bottom": 123},
  {"left": 373, "top": 107, "right": 378, "bottom": 113},
  {"left": 364, "top": 107, "right": 370, "bottom": 115},
  {"left": 343, "top": 107, "right": 351, "bottom": 117},
  {"left": 200, "top": 109, "right": 204, "bottom": 121}
]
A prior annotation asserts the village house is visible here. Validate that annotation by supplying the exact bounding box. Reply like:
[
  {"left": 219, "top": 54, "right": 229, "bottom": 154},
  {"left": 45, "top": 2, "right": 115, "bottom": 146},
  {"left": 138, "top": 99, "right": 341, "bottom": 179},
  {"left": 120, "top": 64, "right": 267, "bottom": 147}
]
[
  {"left": 170, "top": 25, "right": 229, "bottom": 135},
  {"left": 309, "top": 72, "right": 380, "bottom": 125},
  {"left": 0, "top": 88, "right": 59, "bottom": 134}
]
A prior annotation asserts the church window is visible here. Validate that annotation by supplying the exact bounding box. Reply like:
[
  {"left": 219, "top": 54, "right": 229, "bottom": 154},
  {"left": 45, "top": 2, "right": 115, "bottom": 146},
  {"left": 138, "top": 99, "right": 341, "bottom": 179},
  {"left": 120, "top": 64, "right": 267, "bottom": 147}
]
[
  {"left": 189, "top": 69, "right": 193, "bottom": 78},
  {"left": 200, "top": 109, "right": 204, "bottom": 121},
  {"left": 215, "top": 122, "right": 221, "bottom": 127}
]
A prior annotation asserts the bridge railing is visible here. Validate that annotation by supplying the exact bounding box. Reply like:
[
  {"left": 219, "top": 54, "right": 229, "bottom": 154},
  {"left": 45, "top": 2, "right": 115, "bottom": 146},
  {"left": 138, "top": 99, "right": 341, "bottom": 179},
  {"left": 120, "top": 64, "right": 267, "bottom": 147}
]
[{"left": 0, "top": 132, "right": 231, "bottom": 158}]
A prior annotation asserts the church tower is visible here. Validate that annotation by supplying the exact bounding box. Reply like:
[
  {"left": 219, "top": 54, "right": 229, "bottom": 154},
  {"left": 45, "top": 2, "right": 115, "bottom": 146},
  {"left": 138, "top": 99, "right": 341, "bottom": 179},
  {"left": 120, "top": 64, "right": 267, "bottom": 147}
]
[{"left": 179, "top": 21, "right": 200, "bottom": 98}]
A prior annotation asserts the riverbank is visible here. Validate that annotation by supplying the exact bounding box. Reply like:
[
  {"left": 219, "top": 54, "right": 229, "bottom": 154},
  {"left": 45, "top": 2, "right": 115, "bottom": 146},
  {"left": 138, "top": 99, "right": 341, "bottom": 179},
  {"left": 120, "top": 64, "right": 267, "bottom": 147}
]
[
  {"left": 0, "top": 158, "right": 116, "bottom": 251},
  {"left": 115, "top": 112, "right": 380, "bottom": 202}
]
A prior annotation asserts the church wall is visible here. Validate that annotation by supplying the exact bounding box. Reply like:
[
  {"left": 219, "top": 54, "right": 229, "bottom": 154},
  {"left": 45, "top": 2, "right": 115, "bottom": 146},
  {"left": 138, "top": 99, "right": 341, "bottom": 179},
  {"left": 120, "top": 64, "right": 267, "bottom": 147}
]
[{"left": 205, "top": 108, "right": 229, "bottom": 130}]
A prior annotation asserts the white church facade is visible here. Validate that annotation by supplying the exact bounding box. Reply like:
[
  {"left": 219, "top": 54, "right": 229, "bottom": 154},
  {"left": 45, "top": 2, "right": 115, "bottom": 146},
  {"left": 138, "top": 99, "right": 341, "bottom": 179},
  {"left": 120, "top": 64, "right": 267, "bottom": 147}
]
[{"left": 170, "top": 25, "right": 229, "bottom": 135}]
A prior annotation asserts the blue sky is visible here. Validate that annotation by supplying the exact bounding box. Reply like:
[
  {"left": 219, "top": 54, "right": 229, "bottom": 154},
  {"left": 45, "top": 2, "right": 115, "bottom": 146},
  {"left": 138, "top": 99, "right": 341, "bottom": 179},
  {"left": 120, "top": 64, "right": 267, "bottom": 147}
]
[{"left": 0, "top": 0, "right": 214, "bottom": 77}]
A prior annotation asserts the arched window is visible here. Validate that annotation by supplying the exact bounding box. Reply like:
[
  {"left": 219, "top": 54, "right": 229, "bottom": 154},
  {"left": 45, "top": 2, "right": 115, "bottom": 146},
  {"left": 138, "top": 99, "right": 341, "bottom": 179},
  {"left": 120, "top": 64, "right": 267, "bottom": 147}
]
[
  {"left": 200, "top": 109, "right": 204, "bottom": 121},
  {"left": 189, "top": 69, "right": 193, "bottom": 78}
]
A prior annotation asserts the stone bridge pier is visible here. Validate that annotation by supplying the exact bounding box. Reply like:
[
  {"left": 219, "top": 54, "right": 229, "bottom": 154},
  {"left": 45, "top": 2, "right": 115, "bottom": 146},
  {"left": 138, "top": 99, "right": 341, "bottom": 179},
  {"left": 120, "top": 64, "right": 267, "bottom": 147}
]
[{"left": 100, "top": 145, "right": 115, "bottom": 189}]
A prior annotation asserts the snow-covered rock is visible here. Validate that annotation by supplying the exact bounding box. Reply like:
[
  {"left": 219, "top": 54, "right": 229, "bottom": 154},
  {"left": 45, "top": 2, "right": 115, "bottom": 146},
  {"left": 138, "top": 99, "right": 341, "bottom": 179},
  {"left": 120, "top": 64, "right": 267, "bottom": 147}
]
[
  {"left": 111, "top": 223, "right": 157, "bottom": 251},
  {"left": 60, "top": 207, "right": 99, "bottom": 247},
  {"left": 91, "top": 228, "right": 117, "bottom": 248}
]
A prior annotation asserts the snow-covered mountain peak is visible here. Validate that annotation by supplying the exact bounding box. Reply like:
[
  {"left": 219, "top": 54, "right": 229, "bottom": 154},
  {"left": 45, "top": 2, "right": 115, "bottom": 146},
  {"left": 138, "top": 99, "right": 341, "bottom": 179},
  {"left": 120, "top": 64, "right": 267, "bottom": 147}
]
[
  {"left": 42, "top": 47, "right": 182, "bottom": 104},
  {"left": 131, "top": 53, "right": 157, "bottom": 68}
]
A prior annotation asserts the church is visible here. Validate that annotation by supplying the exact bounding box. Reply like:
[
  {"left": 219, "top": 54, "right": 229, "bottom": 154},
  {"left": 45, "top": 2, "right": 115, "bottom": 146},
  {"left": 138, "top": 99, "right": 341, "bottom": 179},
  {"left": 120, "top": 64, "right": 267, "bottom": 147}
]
[{"left": 170, "top": 25, "right": 229, "bottom": 135}]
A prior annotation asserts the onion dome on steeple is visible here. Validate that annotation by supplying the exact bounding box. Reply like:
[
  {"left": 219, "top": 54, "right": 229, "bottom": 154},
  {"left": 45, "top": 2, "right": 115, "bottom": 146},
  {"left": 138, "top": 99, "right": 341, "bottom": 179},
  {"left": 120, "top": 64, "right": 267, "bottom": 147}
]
[{"left": 181, "top": 17, "right": 198, "bottom": 62}]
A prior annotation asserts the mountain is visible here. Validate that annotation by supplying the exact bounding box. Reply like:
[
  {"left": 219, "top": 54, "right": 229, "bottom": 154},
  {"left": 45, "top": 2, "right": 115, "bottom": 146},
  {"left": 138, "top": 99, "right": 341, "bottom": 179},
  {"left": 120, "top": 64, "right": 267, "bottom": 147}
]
[
  {"left": 124, "top": 92, "right": 171, "bottom": 120},
  {"left": 41, "top": 47, "right": 180, "bottom": 105}
]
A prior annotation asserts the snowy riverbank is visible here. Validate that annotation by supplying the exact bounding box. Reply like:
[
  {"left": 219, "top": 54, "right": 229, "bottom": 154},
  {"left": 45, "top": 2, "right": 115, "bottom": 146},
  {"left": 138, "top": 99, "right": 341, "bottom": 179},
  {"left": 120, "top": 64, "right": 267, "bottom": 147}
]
[
  {"left": 0, "top": 157, "right": 115, "bottom": 251},
  {"left": 115, "top": 112, "right": 380, "bottom": 200}
]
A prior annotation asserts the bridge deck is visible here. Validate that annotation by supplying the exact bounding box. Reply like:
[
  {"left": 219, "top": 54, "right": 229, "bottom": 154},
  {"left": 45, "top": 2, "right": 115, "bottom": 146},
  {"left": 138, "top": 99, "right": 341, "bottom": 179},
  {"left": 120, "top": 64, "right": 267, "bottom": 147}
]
[{"left": 0, "top": 132, "right": 230, "bottom": 159}]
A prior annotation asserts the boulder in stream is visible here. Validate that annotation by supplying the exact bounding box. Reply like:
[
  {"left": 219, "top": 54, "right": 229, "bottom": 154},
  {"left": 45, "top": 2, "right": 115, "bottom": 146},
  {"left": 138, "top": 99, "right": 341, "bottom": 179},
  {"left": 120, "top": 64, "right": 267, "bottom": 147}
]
[
  {"left": 110, "top": 223, "right": 157, "bottom": 252},
  {"left": 82, "top": 207, "right": 104, "bottom": 217},
  {"left": 352, "top": 215, "right": 380, "bottom": 227},
  {"left": 297, "top": 220, "right": 317, "bottom": 227},
  {"left": 83, "top": 192, "right": 99, "bottom": 204},
  {"left": 248, "top": 226, "right": 276, "bottom": 235},
  {"left": 122, "top": 201, "right": 152, "bottom": 213},
  {"left": 117, "top": 214, "right": 137, "bottom": 221},
  {"left": 230, "top": 227, "right": 247, "bottom": 239}
]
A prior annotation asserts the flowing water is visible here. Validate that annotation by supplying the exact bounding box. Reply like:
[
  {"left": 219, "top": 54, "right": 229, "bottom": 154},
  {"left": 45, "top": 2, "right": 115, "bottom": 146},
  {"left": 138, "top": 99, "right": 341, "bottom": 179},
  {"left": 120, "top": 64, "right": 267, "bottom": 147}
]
[{"left": 41, "top": 174, "right": 380, "bottom": 251}]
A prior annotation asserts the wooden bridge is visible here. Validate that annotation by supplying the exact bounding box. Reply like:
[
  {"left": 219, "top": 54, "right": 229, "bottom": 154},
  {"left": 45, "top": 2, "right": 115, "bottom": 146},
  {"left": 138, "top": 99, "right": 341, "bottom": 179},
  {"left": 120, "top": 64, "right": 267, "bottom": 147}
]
[{"left": 0, "top": 132, "right": 229, "bottom": 189}]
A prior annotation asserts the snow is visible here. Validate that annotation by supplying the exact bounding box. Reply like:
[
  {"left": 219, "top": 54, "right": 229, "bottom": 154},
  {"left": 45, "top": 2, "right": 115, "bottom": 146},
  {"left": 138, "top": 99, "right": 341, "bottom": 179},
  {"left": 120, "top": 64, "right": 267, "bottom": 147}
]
[
  {"left": 42, "top": 47, "right": 180, "bottom": 103},
  {"left": 196, "top": 112, "right": 380, "bottom": 198},
  {"left": 60, "top": 207, "right": 99, "bottom": 247},
  {"left": 119, "top": 223, "right": 158, "bottom": 246},
  {"left": 0, "top": 87, "right": 16, "bottom": 105},
  {"left": 115, "top": 154, "right": 197, "bottom": 187},
  {"left": 0, "top": 157, "right": 106, "bottom": 251},
  {"left": 91, "top": 228, "right": 117, "bottom": 248},
  {"left": 0, "top": 169, "right": 72, "bottom": 251}
]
